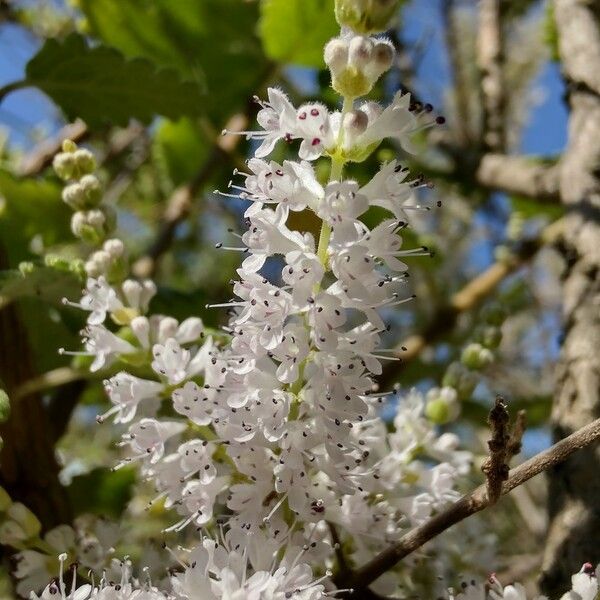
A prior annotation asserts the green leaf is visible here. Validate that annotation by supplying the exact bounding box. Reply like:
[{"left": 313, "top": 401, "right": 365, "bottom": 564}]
[
  {"left": 67, "top": 467, "right": 136, "bottom": 518},
  {"left": 153, "top": 118, "right": 209, "bottom": 188},
  {"left": 510, "top": 194, "right": 565, "bottom": 220},
  {"left": 0, "top": 389, "right": 9, "bottom": 423},
  {"left": 0, "top": 169, "right": 71, "bottom": 264},
  {"left": 78, "top": 0, "right": 265, "bottom": 121},
  {"left": 0, "top": 264, "right": 80, "bottom": 306},
  {"left": 259, "top": 0, "right": 338, "bottom": 67},
  {"left": 25, "top": 33, "right": 204, "bottom": 127}
]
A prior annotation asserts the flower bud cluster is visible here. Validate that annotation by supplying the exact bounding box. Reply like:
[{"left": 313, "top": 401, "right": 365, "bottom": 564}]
[
  {"left": 325, "top": 34, "right": 394, "bottom": 98},
  {"left": 335, "top": 0, "right": 400, "bottom": 34},
  {"left": 54, "top": 140, "right": 115, "bottom": 244}
]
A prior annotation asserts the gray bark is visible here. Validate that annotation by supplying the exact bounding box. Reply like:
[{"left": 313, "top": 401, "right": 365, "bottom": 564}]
[{"left": 540, "top": 1, "right": 600, "bottom": 595}]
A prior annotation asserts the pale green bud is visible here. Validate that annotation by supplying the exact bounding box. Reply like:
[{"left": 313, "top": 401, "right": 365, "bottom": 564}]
[
  {"left": 443, "top": 362, "right": 477, "bottom": 400},
  {"left": 71, "top": 209, "right": 107, "bottom": 244},
  {"left": 335, "top": 0, "right": 400, "bottom": 34},
  {"left": 461, "top": 343, "right": 494, "bottom": 370},
  {"left": 475, "top": 325, "right": 503, "bottom": 349},
  {"left": 0, "top": 389, "right": 10, "bottom": 423},
  {"left": 326, "top": 34, "right": 395, "bottom": 98},
  {"left": 18, "top": 261, "right": 34, "bottom": 276},
  {"left": 61, "top": 139, "right": 77, "bottom": 153},
  {"left": 0, "top": 487, "right": 11, "bottom": 512},
  {"left": 6, "top": 502, "right": 42, "bottom": 539},
  {"left": 73, "top": 148, "right": 96, "bottom": 175},
  {"left": 53, "top": 152, "right": 77, "bottom": 181},
  {"left": 425, "top": 386, "right": 460, "bottom": 424}
]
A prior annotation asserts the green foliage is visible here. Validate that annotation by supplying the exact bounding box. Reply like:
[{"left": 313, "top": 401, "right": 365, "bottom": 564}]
[
  {"left": 0, "top": 169, "right": 71, "bottom": 263},
  {"left": 0, "top": 389, "right": 9, "bottom": 424},
  {"left": 68, "top": 467, "right": 136, "bottom": 518},
  {"left": 25, "top": 33, "right": 204, "bottom": 128},
  {"left": 510, "top": 195, "right": 564, "bottom": 220},
  {"left": 0, "top": 264, "right": 80, "bottom": 306},
  {"left": 153, "top": 118, "right": 209, "bottom": 188},
  {"left": 543, "top": 1, "right": 560, "bottom": 62},
  {"left": 259, "top": 0, "right": 339, "bottom": 67},
  {"left": 78, "top": 0, "right": 265, "bottom": 121}
]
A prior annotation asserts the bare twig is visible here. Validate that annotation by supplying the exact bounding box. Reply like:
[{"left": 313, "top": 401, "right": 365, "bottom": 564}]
[
  {"left": 339, "top": 417, "right": 600, "bottom": 593},
  {"left": 18, "top": 120, "right": 88, "bottom": 176},
  {"left": 377, "top": 218, "right": 565, "bottom": 390},
  {"left": 481, "top": 397, "right": 525, "bottom": 504},
  {"left": 476, "top": 154, "right": 560, "bottom": 203}
]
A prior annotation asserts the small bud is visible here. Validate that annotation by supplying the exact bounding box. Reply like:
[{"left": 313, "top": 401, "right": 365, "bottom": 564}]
[
  {"left": 0, "top": 487, "right": 11, "bottom": 512},
  {"left": 461, "top": 343, "right": 494, "bottom": 371},
  {"left": 103, "top": 238, "right": 125, "bottom": 259},
  {"left": 348, "top": 36, "right": 374, "bottom": 69},
  {"left": 62, "top": 182, "right": 85, "bottom": 210},
  {"left": 0, "top": 389, "right": 9, "bottom": 423},
  {"left": 18, "top": 261, "right": 34, "bottom": 276},
  {"left": 6, "top": 502, "right": 41, "bottom": 540},
  {"left": 324, "top": 38, "right": 349, "bottom": 73},
  {"left": 62, "top": 139, "right": 77, "bottom": 153},
  {"left": 475, "top": 325, "right": 503, "bottom": 350},
  {"left": 443, "top": 362, "right": 477, "bottom": 400},
  {"left": 78, "top": 174, "right": 102, "bottom": 207},
  {"left": 52, "top": 152, "right": 76, "bottom": 181},
  {"left": 73, "top": 148, "right": 96, "bottom": 175},
  {"left": 335, "top": 0, "right": 400, "bottom": 34},
  {"left": 425, "top": 386, "right": 459, "bottom": 424}
]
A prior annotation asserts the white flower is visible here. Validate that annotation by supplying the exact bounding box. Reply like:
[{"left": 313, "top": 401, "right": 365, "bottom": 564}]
[
  {"left": 561, "top": 564, "right": 598, "bottom": 600},
  {"left": 63, "top": 277, "right": 123, "bottom": 325},
  {"left": 101, "top": 372, "right": 163, "bottom": 423}
]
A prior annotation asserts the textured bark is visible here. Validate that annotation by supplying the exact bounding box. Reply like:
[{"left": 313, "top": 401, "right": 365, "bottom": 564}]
[
  {"left": 0, "top": 248, "right": 71, "bottom": 529},
  {"left": 477, "top": 0, "right": 506, "bottom": 152},
  {"left": 476, "top": 154, "right": 560, "bottom": 202},
  {"left": 540, "top": 1, "right": 600, "bottom": 595}
]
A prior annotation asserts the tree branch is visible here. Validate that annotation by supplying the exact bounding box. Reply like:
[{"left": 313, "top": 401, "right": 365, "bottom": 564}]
[
  {"left": 477, "top": 0, "right": 506, "bottom": 152},
  {"left": 378, "top": 219, "right": 565, "bottom": 389},
  {"left": 341, "top": 416, "right": 600, "bottom": 593},
  {"left": 17, "top": 120, "right": 89, "bottom": 176},
  {"left": 476, "top": 153, "right": 560, "bottom": 202}
]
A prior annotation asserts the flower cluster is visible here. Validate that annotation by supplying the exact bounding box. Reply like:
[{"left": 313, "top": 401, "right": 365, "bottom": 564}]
[{"left": 25, "top": 4, "right": 501, "bottom": 600}]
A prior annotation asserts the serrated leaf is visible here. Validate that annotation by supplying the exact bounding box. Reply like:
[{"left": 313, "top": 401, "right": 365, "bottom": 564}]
[
  {"left": 0, "top": 264, "right": 80, "bottom": 306},
  {"left": 78, "top": 0, "right": 265, "bottom": 122},
  {"left": 259, "top": 0, "right": 338, "bottom": 68},
  {"left": 25, "top": 33, "right": 204, "bottom": 127}
]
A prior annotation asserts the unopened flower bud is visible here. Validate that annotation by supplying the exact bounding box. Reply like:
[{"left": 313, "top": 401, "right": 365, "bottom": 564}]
[
  {"left": 86, "top": 249, "right": 112, "bottom": 278},
  {"left": 131, "top": 316, "right": 150, "bottom": 347},
  {"left": 475, "top": 325, "right": 503, "bottom": 349},
  {"left": 425, "top": 386, "right": 460, "bottom": 424},
  {"left": 443, "top": 362, "right": 477, "bottom": 400},
  {"left": 158, "top": 316, "right": 179, "bottom": 342},
  {"left": 0, "top": 389, "right": 9, "bottom": 423},
  {"left": 461, "top": 343, "right": 494, "bottom": 370},
  {"left": 79, "top": 174, "right": 102, "bottom": 206},
  {"left": 348, "top": 36, "right": 374, "bottom": 69},
  {"left": 53, "top": 152, "right": 77, "bottom": 181},
  {"left": 73, "top": 148, "right": 96, "bottom": 175},
  {"left": 365, "top": 40, "right": 394, "bottom": 78},
  {"left": 62, "top": 139, "right": 77, "bottom": 153},
  {"left": 71, "top": 209, "right": 107, "bottom": 244},
  {"left": 0, "top": 487, "right": 11, "bottom": 512},
  {"left": 103, "top": 238, "right": 125, "bottom": 259},
  {"left": 4, "top": 502, "right": 41, "bottom": 541},
  {"left": 335, "top": 0, "right": 400, "bottom": 34},
  {"left": 342, "top": 109, "right": 369, "bottom": 149},
  {"left": 324, "top": 38, "right": 349, "bottom": 73}
]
